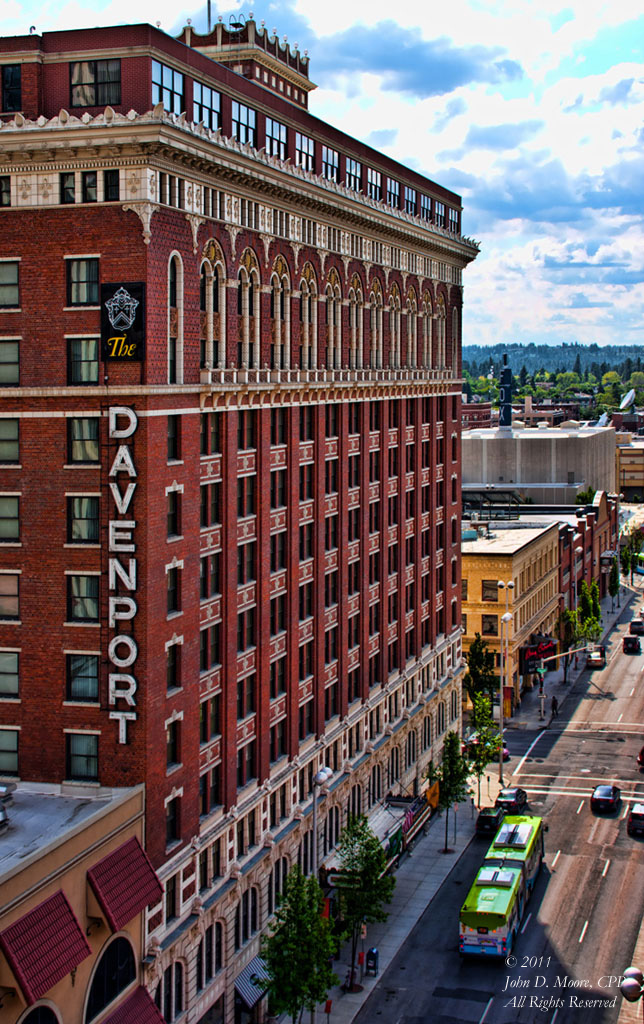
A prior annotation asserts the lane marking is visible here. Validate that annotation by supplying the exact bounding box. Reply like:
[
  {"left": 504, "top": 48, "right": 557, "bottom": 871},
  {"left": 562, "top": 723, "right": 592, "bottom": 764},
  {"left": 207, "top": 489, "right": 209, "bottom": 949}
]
[
  {"left": 618, "top": 713, "right": 624, "bottom": 723},
  {"left": 602, "top": 859, "right": 610, "bottom": 877},
  {"left": 479, "top": 997, "right": 493, "bottom": 1024},
  {"left": 552, "top": 850, "right": 561, "bottom": 867},
  {"left": 513, "top": 729, "right": 546, "bottom": 777},
  {"left": 622, "top": 803, "right": 629, "bottom": 819},
  {"left": 579, "top": 920, "right": 589, "bottom": 943},
  {"left": 521, "top": 912, "right": 532, "bottom": 934},
  {"left": 577, "top": 800, "right": 584, "bottom": 814},
  {"left": 630, "top": 687, "right": 635, "bottom": 696}
]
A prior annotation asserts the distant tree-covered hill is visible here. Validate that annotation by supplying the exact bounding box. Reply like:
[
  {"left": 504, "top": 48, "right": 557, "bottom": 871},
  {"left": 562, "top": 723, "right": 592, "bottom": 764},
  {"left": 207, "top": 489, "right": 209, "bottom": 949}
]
[{"left": 463, "top": 342, "right": 643, "bottom": 382}]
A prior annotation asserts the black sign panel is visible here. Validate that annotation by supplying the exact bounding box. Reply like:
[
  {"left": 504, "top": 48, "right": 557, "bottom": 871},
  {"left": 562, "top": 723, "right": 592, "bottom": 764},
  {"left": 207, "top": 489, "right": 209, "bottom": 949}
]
[
  {"left": 101, "top": 282, "right": 145, "bottom": 361},
  {"left": 520, "top": 637, "right": 557, "bottom": 674}
]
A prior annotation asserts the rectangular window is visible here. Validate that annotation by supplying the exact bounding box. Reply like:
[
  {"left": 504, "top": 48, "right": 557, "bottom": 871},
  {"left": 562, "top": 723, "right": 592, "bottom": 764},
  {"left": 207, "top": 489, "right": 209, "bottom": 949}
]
[
  {"left": 265, "top": 117, "right": 287, "bottom": 159},
  {"left": 0, "top": 262, "right": 19, "bottom": 309},
  {"left": 386, "top": 178, "right": 400, "bottom": 207},
  {"left": 231, "top": 101, "right": 257, "bottom": 146},
  {"left": 167, "top": 566, "right": 180, "bottom": 614},
  {"left": 71, "top": 59, "right": 121, "bottom": 106},
  {"left": 270, "top": 470, "right": 286, "bottom": 509},
  {"left": 166, "top": 798, "right": 180, "bottom": 845},
  {"left": 167, "top": 643, "right": 180, "bottom": 691},
  {"left": 462, "top": 578, "right": 468, "bottom": 601},
  {"left": 81, "top": 171, "right": 97, "bottom": 203},
  {"left": 435, "top": 201, "right": 446, "bottom": 228},
  {"left": 366, "top": 167, "right": 382, "bottom": 201},
  {"left": 68, "top": 574, "right": 99, "bottom": 622},
  {"left": 239, "top": 540, "right": 257, "bottom": 583},
  {"left": 166, "top": 720, "right": 180, "bottom": 767},
  {"left": 481, "top": 580, "right": 499, "bottom": 602},
  {"left": 346, "top": 157, "right": 362, "bottom": 191},
  {"left": 0, "top": 176, "right": 10, "bottom": 207},
  {"left": 151, "top": 60, "right": 184, "bottom": 115},
  {"left": 0, "top": 651, "right": 18, "bottom": 697},
  {"left": 104, "top": 169, "right": 119, "bottom": 201},
  {"left": 0, "top": 729, "right": 18, "bottom": 775},
  {"left": 68, "top": 417, "right": 99, "bottom": 463},
  {"left": 1, "top": 65, "right": 21, "bottom": 113},
  {"left": 481, "top": 614, "right": 498, "bottom": 636},
  {"left": 420, "top": 193, "right": 431, "bottom": 220},
  {"left": 66, "top": 732, "right": 98, "bottom": 781},
  {"left": 66, "top": 653, "right": 98, "bottom": 701},
  {"left": 0, "top": 340, "right": 18, "bottom": 386},
  {"left": 0, "top": 574, "right": 19, "bottom": 620},
  {"left": 404, "top": 185, "right": 417, "bottom": 214},
  {"left": 321, "top": 145, "right": 338, "bottom": 181},
  {"left": 67, "top": 258, "right": 99, "bottom": 306},
  {"left": 0, "top": 420, "right": 18, "bottom": 464},
  {"left": 193, "top": 81, "right": 221, "bottom": 130},
  {"left": 167, "top": 415, "right": 180, "bottom": 461},
  {"left": 448, "top": 207, "right": 459, "bottom": 233},
  {"left": 60, "top": 172, "right": 75, "bottom": 205},
  {"left": 68, "top": 337, "right": 99, "bottom": 384},
  {"left": 295, "top": 131, "right": 315, "bottom": 171},
  {"left": 67, "top": 496, "right": 99, "bottom": 543},
  {"left": 167, "top": 491, "right": 180, "bottom": 538}
]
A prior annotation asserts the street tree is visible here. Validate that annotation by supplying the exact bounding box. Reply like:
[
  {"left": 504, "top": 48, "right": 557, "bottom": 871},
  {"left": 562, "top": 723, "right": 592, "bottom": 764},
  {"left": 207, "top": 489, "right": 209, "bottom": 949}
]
[
  {"left": 556, "top": 608, "right": 580, "bottom": 683},
  {"left": 621, "top": 543, "right": 631, "bottom": 581},
  {"left": 262, "top": 866, "right": 338, "bottom": 1024},
  {"left": 463, "top": 633, "right": 497, "bottom": 706},
  {"left": 609, "top": 556, "right": 619, "bottom": 610},
  {"left": 466, "top": 694, "right": 502, "bottom": 807},
  {"left": 335, "top": 814, "right": 395, "bottom": 991},
  {"left": 426, "top": 731, "right": 471, "bottom": 853}
]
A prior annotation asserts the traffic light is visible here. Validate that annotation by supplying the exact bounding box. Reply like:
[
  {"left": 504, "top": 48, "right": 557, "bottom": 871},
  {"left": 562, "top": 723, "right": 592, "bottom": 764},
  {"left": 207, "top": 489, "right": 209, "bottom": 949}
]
[{"left": 535, "top": 660, "right": 546, "bottom": 680}]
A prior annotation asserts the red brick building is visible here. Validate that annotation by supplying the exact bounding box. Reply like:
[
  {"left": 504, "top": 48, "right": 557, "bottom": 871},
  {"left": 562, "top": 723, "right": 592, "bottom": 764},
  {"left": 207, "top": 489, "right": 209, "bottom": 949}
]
[{"left": 0, "top": 18, "right": 478, "bottom": 1024}]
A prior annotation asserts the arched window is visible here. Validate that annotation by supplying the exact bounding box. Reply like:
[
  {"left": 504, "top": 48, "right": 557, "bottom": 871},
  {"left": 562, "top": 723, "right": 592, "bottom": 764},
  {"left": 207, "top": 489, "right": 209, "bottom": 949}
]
[
  {"left": 196, "top": 921, "right": 224, "bottom": 992},
  {"left": 267, "top": 857, "right": 289, "bottom": 915},
  {"left": 368, "top": 763, "right": 382, "bottom": 807},
  {"left": 85, "top": 937, "right": 136, "bottom": 1022},
  {"left": 21, "top": 1009, "right": 60, "bottom": 1024},
  {"left": 422, "top": 295, "right": 433, "bottom": 368},
  {"left": 405, "top": 730, "right": 417, "bottom": 770},
  {"left": 348, "top": 783, "right": 362, "bottom": 820},
  {"left": 348, "top": 279, "right": 364, "bottom": 369},
  {"left": 297, "top": 830, "right": 313, "bottom": 876},
  {"left": 369, "top": 283, "right": 384, "bottom": 369},
  {"left": 299, "top": 270, "right": 318, "bottom": 370},
  {"left": 167, "top": 254, "right": 184, "bottom": 384},
  {"left": 436, "top": 295, "right": 446, "bottom": 369},
  {"left": 438, "top": 701, "right": 446, "bottom": 734},
  {"left": 154, "top": 962, "right": 183, "bottom": 1022},
  {"left": 389, "top": 745, "right": 400, "bottom": 786},
  {"left": 323, "top": 804, "right": 341, "bottom": 855},
  {"left": 388, "top": 287, "right": 401, "bottom": 369},
  {"left": 406, "top": 292, "right": 418, "bottom": 368},
  {"left": 234, "top": 886, "right": 259, "bottom": 949},
  {"left": 451, "top": 306, "right": 459, "bottom": 370},
  {"left": 422, "top": 715, "right": 432, "bottom": 751}
]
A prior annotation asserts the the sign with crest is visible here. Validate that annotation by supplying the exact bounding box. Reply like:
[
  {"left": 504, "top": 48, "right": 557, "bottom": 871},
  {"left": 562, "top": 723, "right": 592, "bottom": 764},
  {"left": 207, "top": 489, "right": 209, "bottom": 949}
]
[{"left": 101, "top": 283, "right": 145, "bottom": 361}]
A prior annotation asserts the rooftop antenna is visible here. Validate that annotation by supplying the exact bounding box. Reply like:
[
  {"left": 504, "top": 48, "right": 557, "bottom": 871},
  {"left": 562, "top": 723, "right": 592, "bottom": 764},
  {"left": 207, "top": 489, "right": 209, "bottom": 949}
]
[
  {"left": 29, "top": 25, "right": 36, "bottom": 33},
  {"left": 207, "top": 0, "right": 211, "bottom": 32}
]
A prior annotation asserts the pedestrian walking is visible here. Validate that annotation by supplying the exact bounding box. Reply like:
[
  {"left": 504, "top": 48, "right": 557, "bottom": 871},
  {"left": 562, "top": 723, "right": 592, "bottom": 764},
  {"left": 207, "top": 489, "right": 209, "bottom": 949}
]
[{"left": 551, "top": 695, "right": 559, "bottom": 717}]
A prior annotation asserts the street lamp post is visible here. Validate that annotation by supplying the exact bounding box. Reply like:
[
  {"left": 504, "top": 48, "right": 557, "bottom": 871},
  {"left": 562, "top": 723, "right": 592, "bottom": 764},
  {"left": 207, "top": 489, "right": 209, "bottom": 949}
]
[
  {"left": 311, "top": 765, "right": 333, "bottom": 1024},
  {"left": 497, "top": 581, "right": 514, "bottom": 786}
]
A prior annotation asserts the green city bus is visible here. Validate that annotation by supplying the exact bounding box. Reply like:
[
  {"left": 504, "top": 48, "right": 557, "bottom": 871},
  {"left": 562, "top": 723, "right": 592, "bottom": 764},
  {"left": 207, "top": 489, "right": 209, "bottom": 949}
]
[{"left": 459, "top": 816, "right": 545, "bottom": 957}]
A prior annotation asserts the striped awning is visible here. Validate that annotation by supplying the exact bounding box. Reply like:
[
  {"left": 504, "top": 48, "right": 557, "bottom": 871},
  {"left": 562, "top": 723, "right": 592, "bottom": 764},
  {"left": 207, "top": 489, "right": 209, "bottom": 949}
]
[{"left": 234, "top": 955, "right": 270, "bottom": 1009}]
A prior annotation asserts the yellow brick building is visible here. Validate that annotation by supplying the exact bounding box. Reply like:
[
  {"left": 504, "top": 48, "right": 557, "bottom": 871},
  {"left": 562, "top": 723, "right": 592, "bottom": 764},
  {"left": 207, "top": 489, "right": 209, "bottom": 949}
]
[{"left": 461, "top": 523, "right": 560, "bottom": 714}]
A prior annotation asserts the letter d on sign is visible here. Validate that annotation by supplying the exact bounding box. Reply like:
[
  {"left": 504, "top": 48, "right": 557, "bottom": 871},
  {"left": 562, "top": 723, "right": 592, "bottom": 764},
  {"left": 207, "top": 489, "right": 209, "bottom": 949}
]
[{"left": 109, "top": 406, "right": 138, "bottom": 439}]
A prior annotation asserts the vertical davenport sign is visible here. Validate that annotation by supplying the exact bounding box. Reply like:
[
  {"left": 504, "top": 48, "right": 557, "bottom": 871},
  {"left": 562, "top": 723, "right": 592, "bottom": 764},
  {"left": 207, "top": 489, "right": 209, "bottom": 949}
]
[{"left": 108, "top": 406, "right": 139, "bottom": 743}]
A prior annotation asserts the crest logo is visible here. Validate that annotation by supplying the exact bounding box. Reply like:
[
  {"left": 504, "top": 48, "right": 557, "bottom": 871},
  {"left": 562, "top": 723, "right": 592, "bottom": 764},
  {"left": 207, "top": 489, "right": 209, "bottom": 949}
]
[{"left": 105, "top": 287, "right": 140, "bottom": 331}]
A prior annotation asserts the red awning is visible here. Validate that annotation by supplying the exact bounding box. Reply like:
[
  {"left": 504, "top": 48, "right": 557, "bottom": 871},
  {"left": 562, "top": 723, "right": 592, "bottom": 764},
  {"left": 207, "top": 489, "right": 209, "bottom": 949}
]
[
  {"left": 0, "top": 890, "right": 91, "bottom": 1004},
  {"left": 87, "top": 836, "right": 162, "bottom": 932},
  {"left": 102, "top": 986, "right": 166, "bottom": 1024}
]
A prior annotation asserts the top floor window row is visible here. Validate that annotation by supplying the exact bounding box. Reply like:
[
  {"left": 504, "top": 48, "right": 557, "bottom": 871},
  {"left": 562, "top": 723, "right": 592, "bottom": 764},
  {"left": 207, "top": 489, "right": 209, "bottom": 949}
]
[
  {"left": 152, "top": 60, "right": 185, "bottom": 116},
  {"left": 1, "top": 65, "right": 21, "bottom": 114},
  {"left": 71, "top": 60, "right": 121, "bottom": 107}
]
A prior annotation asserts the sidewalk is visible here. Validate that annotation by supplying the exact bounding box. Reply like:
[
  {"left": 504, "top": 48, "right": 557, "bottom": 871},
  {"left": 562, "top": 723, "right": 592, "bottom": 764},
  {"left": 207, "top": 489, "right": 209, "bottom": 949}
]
[
  {"left": 315, "top": 801, "right": 478, "bottom": 1024},
  {"left": 505, "top": 583, "right": 639, "bottom": 732},
  {"left": 300, "top": 583, "right": 640, "bottom": 1024}
]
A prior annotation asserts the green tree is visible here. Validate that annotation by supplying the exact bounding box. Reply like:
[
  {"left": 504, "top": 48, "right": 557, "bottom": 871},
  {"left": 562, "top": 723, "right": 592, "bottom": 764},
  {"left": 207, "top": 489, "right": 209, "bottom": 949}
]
[
  {"left": 576, "top": 486, "right": 596, "bottom": 505},
  {"left": 621, "top": 543, "right": 631, "bottom": 580},
  {"left": 579, "top": 581, "right": 593, "bottom": 624},
  {"left": 556, "top": 608, "right": 580, "bottom": 684},
  {"left": 426, "top": 731, "right": 471, "bottom": 853},
  {"left": 591, "top": 580, "right": 601, "bottom": 624},
  {"left": 335, "top": 815, "right": 395, "bottom": 991},
  {"left": 466, "top": 694, "right": 501, "bottom": 807},
  {"left": 262, "top": 867, "right": 339, "bottom": 1024},
  {"left": 609, "top": 556, "right": 619, "bottom": 610},
  {"left": 463, "top": 633, "right": 497, "bottom": 706}
]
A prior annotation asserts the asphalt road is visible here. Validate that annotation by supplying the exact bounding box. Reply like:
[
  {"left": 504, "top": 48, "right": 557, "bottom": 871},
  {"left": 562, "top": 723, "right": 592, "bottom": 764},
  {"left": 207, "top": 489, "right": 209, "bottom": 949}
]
[{"left": 354, "top": 617, "right": 644, "bottom": 1024}]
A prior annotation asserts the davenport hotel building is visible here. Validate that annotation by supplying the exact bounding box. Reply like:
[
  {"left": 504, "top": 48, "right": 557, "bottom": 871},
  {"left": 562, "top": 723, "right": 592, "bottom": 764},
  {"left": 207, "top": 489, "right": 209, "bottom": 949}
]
[{"left": 0, "top": 17, "right": 478, "bottom": 1024}]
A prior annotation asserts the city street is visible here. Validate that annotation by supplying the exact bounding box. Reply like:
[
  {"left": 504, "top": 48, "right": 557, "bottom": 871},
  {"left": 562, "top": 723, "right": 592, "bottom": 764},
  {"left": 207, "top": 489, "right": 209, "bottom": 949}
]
[{"left": 353, "top": 608, "right": 644, "bottom": 1024}]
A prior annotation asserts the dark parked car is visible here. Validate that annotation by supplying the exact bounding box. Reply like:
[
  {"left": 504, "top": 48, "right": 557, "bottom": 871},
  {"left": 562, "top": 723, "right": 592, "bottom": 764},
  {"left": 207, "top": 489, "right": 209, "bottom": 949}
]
[
  {"left": 623, "top": 635, "right": 641, "bottom": 654},
  {"left": 475, "top": 806, "right": 505, "bottom": 836},
  {"left": 627, "top": 804, "right": 644, "bottom": 836},
  {"left": 629, "top": 618, "right": 644, "bottom": 636},
  {"left": 495, "top": 787, "right": 528, "bottom": 814},
  {"left": 590, "top": 784, "right": 621, "bottom": 813}
]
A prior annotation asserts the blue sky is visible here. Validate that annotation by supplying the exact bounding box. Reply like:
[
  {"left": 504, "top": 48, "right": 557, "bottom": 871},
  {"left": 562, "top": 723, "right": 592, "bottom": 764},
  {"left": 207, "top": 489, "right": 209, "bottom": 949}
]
[{"left": 7, "top": 0, "right": 644, "bottom": 348}]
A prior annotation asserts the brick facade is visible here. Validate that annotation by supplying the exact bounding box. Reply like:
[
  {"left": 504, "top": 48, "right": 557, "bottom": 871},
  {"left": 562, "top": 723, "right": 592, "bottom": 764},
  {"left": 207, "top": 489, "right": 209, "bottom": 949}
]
[{"left": 0, "top": 17, "right": 477, "bottom": 1024}]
